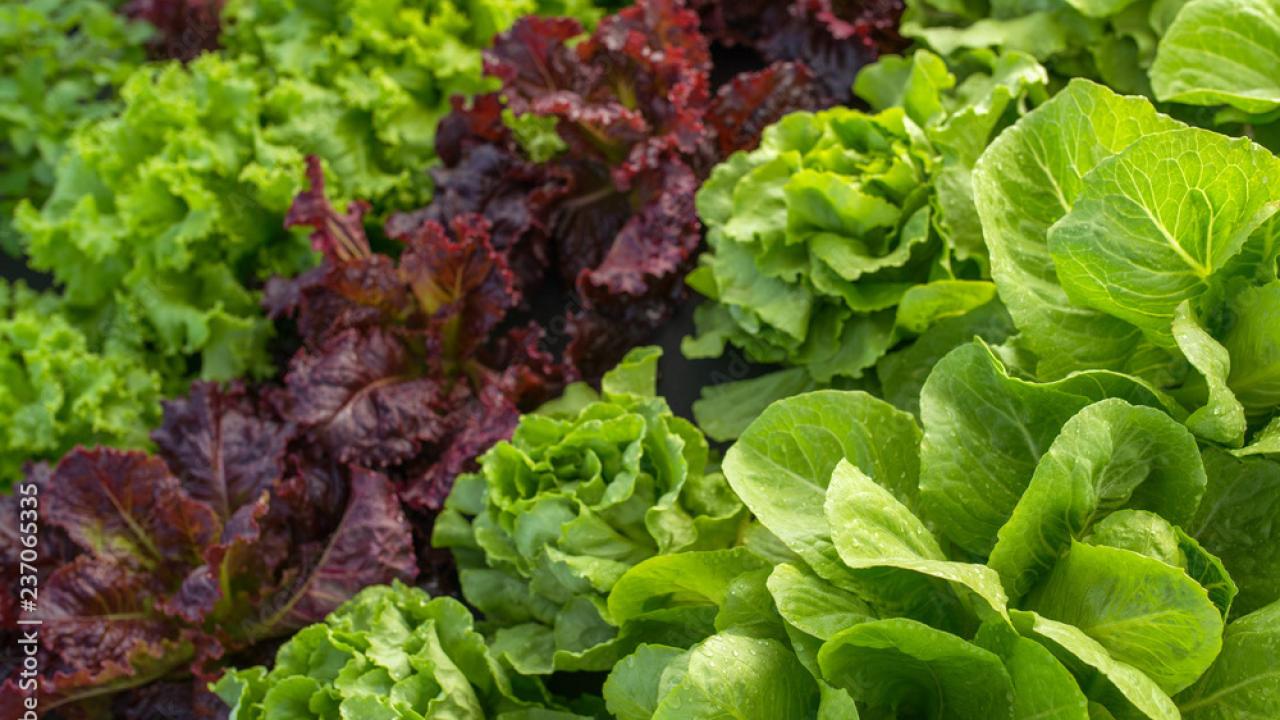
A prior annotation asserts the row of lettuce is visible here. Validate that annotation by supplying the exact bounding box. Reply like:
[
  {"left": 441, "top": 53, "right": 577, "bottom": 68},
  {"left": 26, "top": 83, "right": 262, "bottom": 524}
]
[
  {"left": 685, "top": 0, "right": 1280, "bottom": 443},
  {"left": 5, "top": 73, "right": 1279, "bottom": 717},
  {"left": 5, "top": 0, "right": 885, "bottom": 484},
  {"left": 0, "top": 0, "right": 902, "bottom": 716},
  {"left": 12, "top": 0, "right": 1272, "bottom": 483},
  {"left": 2, "top": 0, "right": 1279, "bottom": 717}
]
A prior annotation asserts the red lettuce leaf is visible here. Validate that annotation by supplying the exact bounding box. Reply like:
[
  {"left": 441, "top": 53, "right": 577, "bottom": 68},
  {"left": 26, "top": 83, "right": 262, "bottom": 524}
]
[
  {"left": 705, "top": 61, "right": 833, "bottom": 158},
  {"left": 397, "top": 94, "right": 570, "bottom": 296},
  {"left": 284, "top": 327, "right": 450, "bottom": 468},
  {"left": 123, "top": 0, "right": 223, "bottom": 62},
  {"left": 399, "top": 384, "right": 520, "bottom": 512},
  {"left": 285, "top": 156, "right": 375, "bottom": 264},
  {"left": 485, "top": 0, "right": 710, "bottom": 175},
  {"left": 47, "top": 450, "right": 218, "bottom": 580},
  {"left": 393, "top": 213, "right": 519, "bottom": 359},
  {"left": 235, "top": 466, "right": 418, "bottom": 639},
  {"left": 41, "top": 556, "right": 194, "bottom": 705},
  {"left": 691, "top": 0, "right": 906, "bottom": 102},
  {"left": 151, "top": 381, "right": 290, "bottom": 521}
]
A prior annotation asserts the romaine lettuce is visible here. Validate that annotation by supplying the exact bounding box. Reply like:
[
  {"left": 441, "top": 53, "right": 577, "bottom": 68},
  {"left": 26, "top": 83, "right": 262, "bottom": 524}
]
[
  {"left": 973, "top": 79, "right": 1280, "bottom": 450},
  {"left": 600, "top": 348, "right": 1280, "bottom": 718}
]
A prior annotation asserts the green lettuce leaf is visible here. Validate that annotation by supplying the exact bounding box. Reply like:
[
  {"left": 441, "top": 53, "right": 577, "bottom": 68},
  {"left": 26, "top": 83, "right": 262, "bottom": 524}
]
[
  {"left": 818, "top": 618, "right": 1016, "bottom": 719},
  {"left": 974, "top": 79, "right": 1183, "bottom": 381},
  {"left": 1189, "top": 450, "right": 1280, "bottom": 616},
  {"left": 988, "top": 399, "right": 1206, "bottom": 600},
  {"left": 721, "top": 389, "right": 921, "bottom": 592},
  {"left": 1150, "top": 0, "right": 1280, "bottom": 117},
  {"left": 1177, "top": 599, "right": 1280, "bottom": 718},
  {"left": 1025, "top": 542, "right": 1224, "bottom": 694},
  {"left": 1048, "top": 128, "right": 1280, "bottom": 348},
  {"left": 919, "top": 341, "right": 1183, "bottom": 557}
]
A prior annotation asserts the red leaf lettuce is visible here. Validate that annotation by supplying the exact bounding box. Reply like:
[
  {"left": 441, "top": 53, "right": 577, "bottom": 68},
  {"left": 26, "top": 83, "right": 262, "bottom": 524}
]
[
  {"left": 122, "top": 0, "right": 223, "bottom": 61},
  {"left": 471, "top": 0, "right": 842, "bottom": 378},
  {"left": 0, "top": 381, "right": 418, "bottom": 717},
  {"left": 691, "top": 0, "right": 909, "bottom": 102}
]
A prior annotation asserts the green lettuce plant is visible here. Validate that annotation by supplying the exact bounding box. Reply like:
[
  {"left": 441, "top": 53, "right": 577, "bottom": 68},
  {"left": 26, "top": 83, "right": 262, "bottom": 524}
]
[
  {"left": 432, "top": 347, "right": 747, "bottom": 675},
  {"left": 974, "top": 78, "right": 1280, "bottom": 452},
  {"left": 684, "top": 49, "right": 1047, "bottom": 438},
  {"left": 215, "top": 581, "right": 597, "bottom": 720},
  {"left": 0, "top": 0, "right": 149, "bottom": 255},
  {"left": 0, "top": 280, "right": 162, "bottom": 484},
  {"left": 599, "top": 344, "right": 1280, "bottom": 718}
]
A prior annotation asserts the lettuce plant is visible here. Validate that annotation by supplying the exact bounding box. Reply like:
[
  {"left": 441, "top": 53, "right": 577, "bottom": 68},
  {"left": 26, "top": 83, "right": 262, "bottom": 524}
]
[
  {"left": 0, "top": 0, "right": 149, "bottom": 255},
  {"left": 433, "top": 347, "right": 747, "bottom": 676},
  {"left": 216, "top": 582, "right": 595, "bottom": 720},
  {"left": 684, "top": 48, "right": 1047, "bottom": 438},
  {"left": 974, "top": 78, "right": 1280, "bottom": 452},
  {"left": 598, "top": 343, "right": 1280, "bottom": 718},
  {"left": 267, "top": 156, "right": 569, "bottom": 512},
  {"left": 0, "top": 383, "right": 419, "bottom": 717},
  {"left": 470, "top": 0, "right": 838, "bottom": 379}
]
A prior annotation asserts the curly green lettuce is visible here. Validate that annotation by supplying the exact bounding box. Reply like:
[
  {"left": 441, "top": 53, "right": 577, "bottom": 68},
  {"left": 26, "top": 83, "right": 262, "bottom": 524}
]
[
  {"left": 0, "top": 0, "right": 149, "bottom": 255},
  {"left": 216, "top": 581, "right": 595, "bottom": 720},
  {"left": 432, "top": 347, "right": 747, "bottom": 676},
  {"left": 684, "top": 49, "right": 1047, "bottom": 438},
  {"left": 0, "top": 281, "right": 163, "bottom": 487}
]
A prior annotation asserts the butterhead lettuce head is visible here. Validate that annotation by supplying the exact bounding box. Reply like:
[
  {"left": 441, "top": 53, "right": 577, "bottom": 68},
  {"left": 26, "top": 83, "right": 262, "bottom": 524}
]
[{"left": 433, "top": 347, "right": 746, "bottom": 675}]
